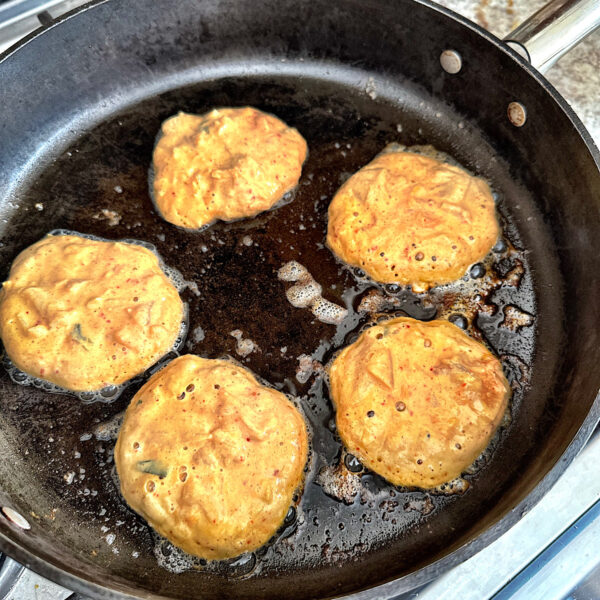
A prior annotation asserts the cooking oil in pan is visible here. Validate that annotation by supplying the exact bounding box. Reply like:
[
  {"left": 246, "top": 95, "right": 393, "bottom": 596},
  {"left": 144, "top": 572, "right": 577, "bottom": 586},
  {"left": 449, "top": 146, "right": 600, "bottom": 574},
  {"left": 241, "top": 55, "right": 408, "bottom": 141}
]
[
  {"left": 0, "top": 80, "right": 543, "bottom": 582},
  {"left": 152, "top": 502, "right": 301, "bottom": 578}
]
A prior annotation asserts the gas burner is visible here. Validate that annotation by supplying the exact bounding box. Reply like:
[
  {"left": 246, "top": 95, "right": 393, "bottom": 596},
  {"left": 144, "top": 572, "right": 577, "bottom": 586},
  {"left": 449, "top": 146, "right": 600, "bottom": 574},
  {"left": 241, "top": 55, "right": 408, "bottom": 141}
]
[
  {"left": 0, "top": 554, "right": 23, "bottom": 599},
  {"left": 0, "top": 0, "right": 90, "bottom": 54}
]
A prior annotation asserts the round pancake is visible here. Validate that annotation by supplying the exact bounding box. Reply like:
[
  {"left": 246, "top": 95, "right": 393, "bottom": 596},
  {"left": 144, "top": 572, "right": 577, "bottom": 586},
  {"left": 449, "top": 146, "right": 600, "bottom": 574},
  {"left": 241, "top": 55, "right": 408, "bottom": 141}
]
[
  {"left": 115, "top": 355, "right": 308, "bottom": 560},
  {"left": 152, "top": 107, "right": 308, "bottom": 229},
  {"left": 0, "top": 234, "right": 183, "bottom": 392},
  {"left": 327, "top": 148, "right": 500, "bottom": 291},
  {"left": 329, "top": 317, "right": 510, "bottom": 488}
]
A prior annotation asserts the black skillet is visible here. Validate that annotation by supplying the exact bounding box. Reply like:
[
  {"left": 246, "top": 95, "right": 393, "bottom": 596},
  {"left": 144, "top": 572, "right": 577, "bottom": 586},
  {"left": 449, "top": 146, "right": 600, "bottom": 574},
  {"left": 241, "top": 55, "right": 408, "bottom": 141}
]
[{"left": 0, "top": 0, "right": 599, "bottom": 598}]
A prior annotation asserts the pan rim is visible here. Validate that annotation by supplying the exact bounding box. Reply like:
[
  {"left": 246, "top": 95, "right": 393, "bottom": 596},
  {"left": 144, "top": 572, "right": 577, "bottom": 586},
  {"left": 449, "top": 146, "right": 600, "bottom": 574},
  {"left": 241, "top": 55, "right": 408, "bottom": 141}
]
[
  {"left": 0, "top": 404, "right": 598, "bottom": 600},
  {"left": 0, "top": 0, "right": 598, "bottom": 598},
  {"left": 1, "top": 0, "right": 598, "bottom": 170}
]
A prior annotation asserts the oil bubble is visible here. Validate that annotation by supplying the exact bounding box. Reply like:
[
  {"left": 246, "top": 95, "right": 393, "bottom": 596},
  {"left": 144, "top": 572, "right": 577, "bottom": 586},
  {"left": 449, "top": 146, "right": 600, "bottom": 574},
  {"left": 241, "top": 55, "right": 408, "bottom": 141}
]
[
  {"left": 344, "top": 453, "right": 363, "bottom": 473},
  {"left": 501, "top": 305, "right": 534, "bottom": 331},
  {"left": 492, "top": 239, "right": 507, "bottom": 253},
  {"left": 284, "top": 506, "right": 297, "bottom": 526},
  {"left": 311, "top": 298, "right": 348, "bottom": 325},
  {"left": 277, "top": 261, "right": 309, "bottom": 282},
  {"left": 151, "top": 531, "right": 259, "bottom": 578},
  {"left": 93, "top": 412, "right": 124, "bottom": 441},
  {"left": 470, "top": 263, "right": 485, "bottom": 279},
  {"left": 431, "top": 477, "right": 469, "bottom": 495},
  {"left": 317, "top": 463, "right": 361, "bottom": 504},
  {"left": 153, "top": 536, "right": 194, "bottom": 574},
  {"left": 100, "top": 385, "right": 118, "bottom": 399},
  {"left": 1, "top": 354, "right": 133, "bottom": 404},
  {"left": 286, "top": 280, "right": 322, "bottom": 308},
  {"left": 225, "top": 552, "right": 258, "bottom": 579},
  {"left": 229, "top": 330, "right": 259, "bottom": 357},
  {"left": 448, "top": 314, "right": 468, "bottom": 330},
  {"left": 278, "top": 261, "right": 348, "bottom": 325}
]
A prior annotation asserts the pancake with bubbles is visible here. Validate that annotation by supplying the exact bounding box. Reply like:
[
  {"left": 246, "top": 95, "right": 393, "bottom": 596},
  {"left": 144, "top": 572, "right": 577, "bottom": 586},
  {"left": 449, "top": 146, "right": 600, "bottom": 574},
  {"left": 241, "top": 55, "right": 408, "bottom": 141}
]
[
  {"left": 152, "top": 107, "right": 308, "bottom": 230},
  {"left": 329, "top": 317, "right": 511, "bottom": 488},
  {"left": 327, "top": 145, "right": 501, "bottom": 292},
  {"left": 115, "top": 354, "right": 309, "bottom": 560},
  {"left": 0, "top": 232, "right": 184, "bottom": 393}
]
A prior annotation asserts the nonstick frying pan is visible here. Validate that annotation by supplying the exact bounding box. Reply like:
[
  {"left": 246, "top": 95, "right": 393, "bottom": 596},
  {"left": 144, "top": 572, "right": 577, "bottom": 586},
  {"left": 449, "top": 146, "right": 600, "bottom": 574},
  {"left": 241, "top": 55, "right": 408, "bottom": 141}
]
[{"left": 0, "top": 0, "right": 599, "bottom": 599}]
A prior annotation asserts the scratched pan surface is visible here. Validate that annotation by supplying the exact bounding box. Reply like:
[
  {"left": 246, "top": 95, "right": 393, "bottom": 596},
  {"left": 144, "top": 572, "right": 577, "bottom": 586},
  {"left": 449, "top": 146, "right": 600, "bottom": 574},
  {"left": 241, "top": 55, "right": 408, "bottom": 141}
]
[{"left": 0, "top": 0, "right": 599, "bottom": 599}]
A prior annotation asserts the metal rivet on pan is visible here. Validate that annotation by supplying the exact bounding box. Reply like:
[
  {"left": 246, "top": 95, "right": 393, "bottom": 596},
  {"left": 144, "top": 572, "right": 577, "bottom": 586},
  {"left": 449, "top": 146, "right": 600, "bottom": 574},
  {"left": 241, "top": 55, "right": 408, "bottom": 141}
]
[
  {"left": 508, "top": 102, "right": 527, "bottom": 127},
  {"left": 440, "top": 50, "right": 462, "bottom": 74},
  {"left": 1, "top": 507, "right": 31, "bottom": 530}
]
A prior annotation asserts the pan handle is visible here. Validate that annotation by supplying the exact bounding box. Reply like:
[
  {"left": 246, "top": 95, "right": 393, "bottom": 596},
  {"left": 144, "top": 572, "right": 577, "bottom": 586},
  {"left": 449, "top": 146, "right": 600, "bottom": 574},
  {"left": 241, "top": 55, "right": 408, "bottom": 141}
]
[{"left": 503, "top": 0, "right": 600, "bottom": 73}]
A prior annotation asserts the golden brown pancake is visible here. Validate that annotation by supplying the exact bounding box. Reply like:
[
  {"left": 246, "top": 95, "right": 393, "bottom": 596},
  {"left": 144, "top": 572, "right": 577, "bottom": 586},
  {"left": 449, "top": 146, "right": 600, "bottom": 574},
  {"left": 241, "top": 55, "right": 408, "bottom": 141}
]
[
  {"left": 329, "top": 317, "right": 510, "bottom": 488},
  {"left": 0, "top": 234, "right": 183, "bottom": 392},
  {"left": 152, "top": 107, "right": 308, "bottom": 229},
  {"left": 115, "top": 355, "right": 308, "bottom": 560},
  {"left": 327, "top": 147, "right": 500, "bottom": 291}
]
